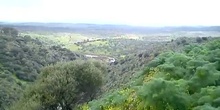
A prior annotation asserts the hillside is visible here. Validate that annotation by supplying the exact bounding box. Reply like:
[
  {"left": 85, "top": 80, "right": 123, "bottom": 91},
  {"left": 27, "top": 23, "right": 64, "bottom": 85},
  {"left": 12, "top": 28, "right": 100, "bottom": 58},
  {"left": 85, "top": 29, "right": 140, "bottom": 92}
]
[
  {"left": 80, "top": 38, "right": 220, "bottom": 110},
  {"left": 104, "top": 37, "right": 214, "bottom": 91},
  {"left": 0, "top": 27, "right": 82, "bottom": 109},
  {"left": 30, "top": 29, "right": 213, "bottom": 93},
  {"left": 0, "top": 25, "right": 220, "bottom": 110}
]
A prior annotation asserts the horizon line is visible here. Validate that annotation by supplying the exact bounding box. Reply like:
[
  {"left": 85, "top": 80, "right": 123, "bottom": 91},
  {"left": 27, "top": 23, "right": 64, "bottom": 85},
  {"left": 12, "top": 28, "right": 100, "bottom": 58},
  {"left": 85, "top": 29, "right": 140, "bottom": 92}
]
[{"left": 0, "top": 21, "right": 220, "bottom": 27}]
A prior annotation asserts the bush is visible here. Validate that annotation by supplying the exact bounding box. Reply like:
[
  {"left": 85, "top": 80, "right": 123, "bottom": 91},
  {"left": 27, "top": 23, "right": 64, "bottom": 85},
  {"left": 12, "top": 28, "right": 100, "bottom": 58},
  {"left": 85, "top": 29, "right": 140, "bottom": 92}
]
[{"left": 10, "top": 60, "right": 107, "bottom": 110}]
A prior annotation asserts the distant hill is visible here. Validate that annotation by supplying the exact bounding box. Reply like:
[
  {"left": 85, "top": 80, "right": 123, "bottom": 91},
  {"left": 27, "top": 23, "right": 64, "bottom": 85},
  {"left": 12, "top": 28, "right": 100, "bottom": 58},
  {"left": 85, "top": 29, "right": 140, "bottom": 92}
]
[{"left": 1, "top": 22, "right": 220, "bottom": 35}]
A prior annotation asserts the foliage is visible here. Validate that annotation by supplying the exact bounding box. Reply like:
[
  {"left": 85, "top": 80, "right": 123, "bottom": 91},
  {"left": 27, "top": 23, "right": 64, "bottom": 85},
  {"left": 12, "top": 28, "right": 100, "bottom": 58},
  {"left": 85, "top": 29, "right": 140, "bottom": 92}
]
[
  {"left": 10, "top": 60, "right": 107, "bottom": 110},
  {"left": 79, "top": 39, "right": 220, "bottom": 110},
  {"left": 102, "top": 37, "right": 213, "bottom": 92},
  {"left": 0, "top": 71, "right": 23, "bottom": 110},
  {"left": 0, "top": 28, "right": 81, "bottom": 81},
  {"left": 0, "top": 27, "right": 82, "bottom": 109},
  {"left": 0, "top": 26, "right": 218, "bottom": 110}
]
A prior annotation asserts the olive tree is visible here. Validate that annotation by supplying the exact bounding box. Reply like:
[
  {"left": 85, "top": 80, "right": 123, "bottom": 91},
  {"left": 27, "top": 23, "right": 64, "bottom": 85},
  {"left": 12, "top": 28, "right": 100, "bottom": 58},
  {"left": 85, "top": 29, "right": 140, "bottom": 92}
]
[{"left": 10, "top": 60, "right": 107, "bottom": 110}]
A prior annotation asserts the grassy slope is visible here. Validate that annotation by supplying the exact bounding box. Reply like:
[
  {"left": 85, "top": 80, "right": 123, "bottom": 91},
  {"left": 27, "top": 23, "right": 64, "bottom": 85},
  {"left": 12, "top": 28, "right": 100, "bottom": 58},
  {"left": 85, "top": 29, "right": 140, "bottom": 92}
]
[{"left": 20, "top": 32, "right": 88, "bottom": 51}]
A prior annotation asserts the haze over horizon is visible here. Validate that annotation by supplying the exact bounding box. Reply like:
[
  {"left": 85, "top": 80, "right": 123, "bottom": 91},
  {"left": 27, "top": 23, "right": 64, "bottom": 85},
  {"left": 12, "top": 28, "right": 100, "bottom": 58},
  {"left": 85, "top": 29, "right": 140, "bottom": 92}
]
[{"left": 0, "top": 0, "right": 220, "bottom": 26}]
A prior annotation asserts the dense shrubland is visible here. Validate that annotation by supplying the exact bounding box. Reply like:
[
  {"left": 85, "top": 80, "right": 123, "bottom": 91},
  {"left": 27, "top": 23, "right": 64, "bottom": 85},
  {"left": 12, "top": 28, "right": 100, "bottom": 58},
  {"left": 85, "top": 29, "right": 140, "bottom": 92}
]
[
  {"left": 104, "top": 36, "right": 212, "bottom": 91},
  {"left": 79, "top": 38, "right": 220, "bottom": 110},
  {"left": 0, "top": 27, "right": 81, "bottom": 81},
  {"left": 0, "top": 27, "right": 82, "bottom": 109},
  {"left": 1, "top": 26, "right": 220, "bottom": 110}
]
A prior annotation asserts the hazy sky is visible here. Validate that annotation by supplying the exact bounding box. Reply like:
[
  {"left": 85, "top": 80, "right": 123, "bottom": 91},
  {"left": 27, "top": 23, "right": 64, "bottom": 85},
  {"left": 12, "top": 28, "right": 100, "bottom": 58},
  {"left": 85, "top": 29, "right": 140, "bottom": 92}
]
[{"left": 0, "top": 0, "right": 220, "bottom": 26}]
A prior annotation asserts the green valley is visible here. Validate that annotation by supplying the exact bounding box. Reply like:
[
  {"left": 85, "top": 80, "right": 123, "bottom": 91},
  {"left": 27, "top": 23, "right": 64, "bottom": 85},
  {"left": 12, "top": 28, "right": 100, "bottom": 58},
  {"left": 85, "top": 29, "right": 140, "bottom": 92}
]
[{"left": 0, "top": 24, "right": 220, "bottom": 110}]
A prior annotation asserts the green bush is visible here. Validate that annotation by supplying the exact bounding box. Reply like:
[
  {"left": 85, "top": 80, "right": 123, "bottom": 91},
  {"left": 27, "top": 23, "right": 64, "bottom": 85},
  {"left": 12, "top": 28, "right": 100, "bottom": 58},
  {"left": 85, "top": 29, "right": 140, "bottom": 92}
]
[{"left": 10, "top": 60, "right": 107, "bottom": 110}]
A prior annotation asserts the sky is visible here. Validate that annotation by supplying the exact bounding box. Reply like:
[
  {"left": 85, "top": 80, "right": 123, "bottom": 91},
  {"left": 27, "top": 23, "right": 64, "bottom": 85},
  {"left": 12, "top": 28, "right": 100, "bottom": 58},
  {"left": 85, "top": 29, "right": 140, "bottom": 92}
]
[{"left": 0, "top": 0, "right": 220, "bottom": 26}]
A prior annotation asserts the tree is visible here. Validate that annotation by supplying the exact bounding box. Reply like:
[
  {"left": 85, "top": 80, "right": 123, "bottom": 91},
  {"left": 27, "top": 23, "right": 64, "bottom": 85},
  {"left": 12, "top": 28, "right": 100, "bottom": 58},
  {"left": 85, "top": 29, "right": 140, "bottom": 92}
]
[
  {"left": 137, "top": 78, "right": 190, "bottom": 110},
  {"left": 10, "top": 60, "right": 107, "bottom": 110}
]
